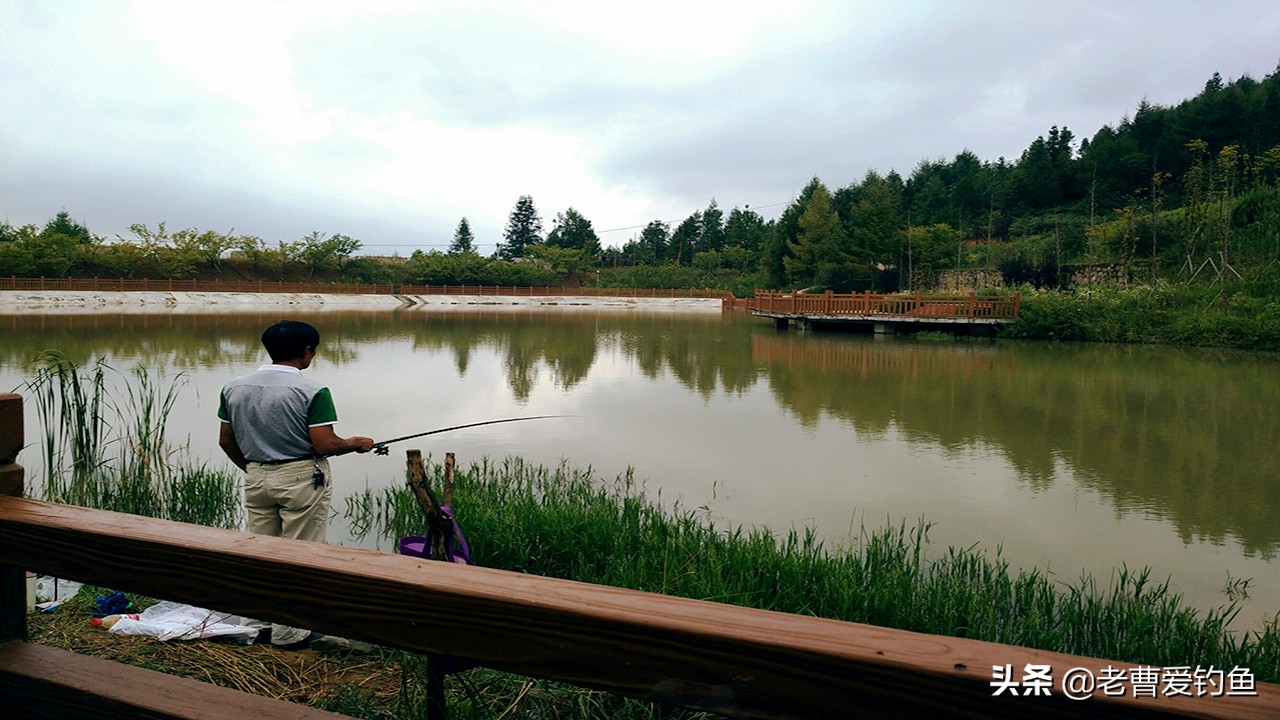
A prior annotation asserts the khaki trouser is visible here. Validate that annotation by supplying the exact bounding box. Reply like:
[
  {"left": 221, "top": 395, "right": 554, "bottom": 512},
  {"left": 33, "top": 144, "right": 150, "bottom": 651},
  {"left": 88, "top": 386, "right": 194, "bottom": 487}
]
[{"left": 243, "top": 458, "right": 331, "bottom": 644}]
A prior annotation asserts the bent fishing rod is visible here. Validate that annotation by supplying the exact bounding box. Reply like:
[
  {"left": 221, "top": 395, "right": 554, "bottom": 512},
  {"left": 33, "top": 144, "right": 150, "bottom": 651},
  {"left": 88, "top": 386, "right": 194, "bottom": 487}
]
[{"left": 371, "top": 415, "right": 568, "bottom": 455}]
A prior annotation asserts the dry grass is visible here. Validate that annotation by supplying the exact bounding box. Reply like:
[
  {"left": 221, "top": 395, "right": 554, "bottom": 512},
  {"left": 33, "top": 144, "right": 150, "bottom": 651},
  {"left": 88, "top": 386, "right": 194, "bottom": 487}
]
[
  {"left": 24, "top": 590, "right": 716, "bottom": 719},
  {"left": 26, "top": 592, "right": 405, "bottom": 712}
]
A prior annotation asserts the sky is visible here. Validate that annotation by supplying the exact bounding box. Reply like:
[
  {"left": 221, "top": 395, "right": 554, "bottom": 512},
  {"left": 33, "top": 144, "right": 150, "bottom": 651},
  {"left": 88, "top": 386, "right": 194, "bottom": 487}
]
[{"left": 2, "top": 1, "right": 1278, "bottom": 256}]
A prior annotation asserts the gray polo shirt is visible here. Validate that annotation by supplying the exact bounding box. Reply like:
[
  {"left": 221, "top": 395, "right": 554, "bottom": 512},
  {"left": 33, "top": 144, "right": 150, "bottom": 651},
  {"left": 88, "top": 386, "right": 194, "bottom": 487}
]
[{"left": 218, "top": 364, "right": 338, "bottom": 463}]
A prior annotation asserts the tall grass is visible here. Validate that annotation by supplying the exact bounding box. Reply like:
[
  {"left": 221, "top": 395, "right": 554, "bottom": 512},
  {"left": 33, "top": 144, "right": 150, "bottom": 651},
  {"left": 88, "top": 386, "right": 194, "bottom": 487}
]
[
  {"left": 1001, "top": 282, "right": 1280, "bottom": 349},
  {"left": 346, "top": 456, "right": 1280, "bottom": 683},
  {"left": 23, "top": 352, "right": 240, "bottom": 529}
]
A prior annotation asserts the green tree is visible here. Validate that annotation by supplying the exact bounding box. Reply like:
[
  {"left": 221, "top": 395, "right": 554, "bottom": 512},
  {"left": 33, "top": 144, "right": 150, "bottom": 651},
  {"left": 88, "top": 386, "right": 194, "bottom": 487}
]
[
  {"left": 235, "top": 235, "right": 269, "bottom": 274},
  {"left": 0, "top": 223, "right": 84, "bottom": 277},
  {"left": 842, "top": 170, "right": 904, "bottom": 267},
  {"left": 42, "top": 210, "right": 93, "bottom": 244},
  {"left": 784, "top": 182, "right": 845, "bottom": 287},
  {"left": 638, "top": 220, "right": 669, "bottom": 264},
  {"left": 904, "top": 223, "right": 959, "bottom": 289},
  {"left": 128, "top": 222, "right": 197, "bottom": 278},
  {"left": 299, "top": 231, "right": 362, "bottom": 276},
  {"left": 695, "top": 199, "right": 725, "bottom": 254},
  {"left": 497, "top": 195, "right": 543, "bottom": 260},
  {"left": 1011, "top": 136, "right": 1058, "bottom": 210},
  {"left": 723, "top": 207, "right": 767, "bottom": 254},
  {"left": 449, "top": 217, "right": 476, "bottom": 255},
  {"left": 527, "top": 244, "right": 592, "bottom": 276},
  {"left": 545, "top": 207, "right": 601, "bottom": 259},
  {"left": 905, "top": 160, "right": 950, "bottom": 226},
  {"left": 171, "top": 228, "right": 237, "bottom": 273},
  {"left": 669, "top": 212, "right": 702, "bottom": 265},
  {"left": 762, "top": 177, "right": 824, "bottom": 288}
]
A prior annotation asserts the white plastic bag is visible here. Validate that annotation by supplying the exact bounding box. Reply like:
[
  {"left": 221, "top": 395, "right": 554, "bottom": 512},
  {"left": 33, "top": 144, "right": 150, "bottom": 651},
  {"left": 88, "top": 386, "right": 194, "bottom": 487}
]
[
  {"left": 108, "top": 601, "right": 259, "bottom": 643},
  {"left": 35, "top": 576, "right": 83, "bottom": 602}
]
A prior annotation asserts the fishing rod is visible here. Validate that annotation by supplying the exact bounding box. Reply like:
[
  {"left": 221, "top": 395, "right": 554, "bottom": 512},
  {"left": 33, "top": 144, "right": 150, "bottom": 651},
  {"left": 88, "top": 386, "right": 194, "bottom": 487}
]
[{"left": 372, "top": 415, "right": 569, "bottom": 455}]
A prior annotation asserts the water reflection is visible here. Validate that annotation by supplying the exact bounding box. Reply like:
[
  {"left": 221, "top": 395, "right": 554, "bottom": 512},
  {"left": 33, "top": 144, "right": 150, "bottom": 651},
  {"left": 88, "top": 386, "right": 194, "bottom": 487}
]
[{"left": 749, "top": 332, "right": 1280, "bottom": 558}]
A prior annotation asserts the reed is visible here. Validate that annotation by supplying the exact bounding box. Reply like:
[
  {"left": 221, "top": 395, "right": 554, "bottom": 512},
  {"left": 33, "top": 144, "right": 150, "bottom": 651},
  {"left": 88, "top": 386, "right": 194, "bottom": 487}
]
[
  {"left": 23, "top": 352, "right": 241, "bottom": 529},
  {"left": 345, "top": 456, "right": 1280, "bottom": 683}
]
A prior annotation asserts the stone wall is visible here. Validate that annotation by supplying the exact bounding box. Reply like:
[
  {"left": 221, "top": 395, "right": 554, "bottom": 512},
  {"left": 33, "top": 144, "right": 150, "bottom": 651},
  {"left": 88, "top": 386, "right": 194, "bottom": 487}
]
[
  {"left": 935, "top": 264, "right": 1129, "bottom": 291},
  {"left": 1067, "top": 263, "right": 1129, "bottom": 287},
  {"left": 933, "top": 269, "right": 1003, "bottom": 292}
]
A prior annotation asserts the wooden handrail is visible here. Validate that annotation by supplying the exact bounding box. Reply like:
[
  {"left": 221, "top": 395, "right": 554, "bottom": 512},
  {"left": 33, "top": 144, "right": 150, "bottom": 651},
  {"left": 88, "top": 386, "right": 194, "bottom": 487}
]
[
  {"left": 2, "top": 496, "right": 1276, "bottom": 718},
  {"left": 747, "top": 290, "right": 1021, "bottom": 319},
  {"left": 0, "top": 394, "right": 1275, "bottom": 718},
  {"left": 0, "top": 277, "right": 736, "bottom": 302}
]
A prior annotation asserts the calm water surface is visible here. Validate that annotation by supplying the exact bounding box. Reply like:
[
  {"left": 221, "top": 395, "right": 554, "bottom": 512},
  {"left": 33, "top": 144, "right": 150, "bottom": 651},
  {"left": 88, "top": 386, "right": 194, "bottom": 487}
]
[{"left": 2, "top": 307, "right": 1277, "bottom": 630}]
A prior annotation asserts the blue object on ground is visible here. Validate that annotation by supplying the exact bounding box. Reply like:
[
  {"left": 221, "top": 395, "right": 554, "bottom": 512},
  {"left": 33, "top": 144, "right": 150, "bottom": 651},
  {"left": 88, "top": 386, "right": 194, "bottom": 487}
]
[{"left": 94, "top": 591, "right": 133, "bottom": 617}]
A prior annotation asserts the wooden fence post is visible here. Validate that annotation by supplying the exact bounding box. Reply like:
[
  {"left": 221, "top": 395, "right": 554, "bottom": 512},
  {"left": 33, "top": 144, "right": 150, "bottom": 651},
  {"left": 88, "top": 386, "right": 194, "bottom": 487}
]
[{"left": 1, "top": 393, "right": 26, "bottom": 643}]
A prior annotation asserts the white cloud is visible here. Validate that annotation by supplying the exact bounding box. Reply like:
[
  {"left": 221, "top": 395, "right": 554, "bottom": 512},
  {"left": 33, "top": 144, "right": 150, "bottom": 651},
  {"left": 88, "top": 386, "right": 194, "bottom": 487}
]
[{"left": 3, "top": 0, "right": 1278, "bottom": 252}]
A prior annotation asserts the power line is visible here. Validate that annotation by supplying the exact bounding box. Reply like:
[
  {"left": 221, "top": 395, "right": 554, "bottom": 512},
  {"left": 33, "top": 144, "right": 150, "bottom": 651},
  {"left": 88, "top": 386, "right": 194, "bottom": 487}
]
[{"left": 596, "top": 200, "right": 790, "bottom": 235}]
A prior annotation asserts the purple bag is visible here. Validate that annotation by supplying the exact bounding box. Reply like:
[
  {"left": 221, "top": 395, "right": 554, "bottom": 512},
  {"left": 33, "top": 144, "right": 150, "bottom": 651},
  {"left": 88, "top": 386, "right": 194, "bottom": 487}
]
[{"left": 399, "top": 505, "right": 473, "bottom": 565}]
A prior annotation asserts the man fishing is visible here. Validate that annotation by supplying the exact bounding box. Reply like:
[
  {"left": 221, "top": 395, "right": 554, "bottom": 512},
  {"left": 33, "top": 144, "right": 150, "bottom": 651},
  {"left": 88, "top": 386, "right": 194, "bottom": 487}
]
[{"left": 217, "top": 319, "right": 374, "bottom": 649}]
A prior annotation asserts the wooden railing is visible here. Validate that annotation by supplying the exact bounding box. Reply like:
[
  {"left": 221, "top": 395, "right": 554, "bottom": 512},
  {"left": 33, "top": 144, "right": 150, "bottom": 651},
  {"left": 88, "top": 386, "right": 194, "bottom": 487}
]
[
  {"left": 0, "top": 277, "right": 733, "bottom": 301},
  {"left": 0, "top": 393, "right": 1274, "bottom": 719},
  {"left": 752, "top": 290, "right": 1021, "bottom": 320},
  {"left": 0, "top": 276, "right": 399, "bottom": 295}
]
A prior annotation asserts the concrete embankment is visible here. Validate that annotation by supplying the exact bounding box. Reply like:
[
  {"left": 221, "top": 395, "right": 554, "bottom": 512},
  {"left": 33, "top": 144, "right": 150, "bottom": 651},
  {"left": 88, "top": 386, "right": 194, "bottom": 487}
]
[{"left": 0, "top": 290, "right": 723, "bottom": 314}]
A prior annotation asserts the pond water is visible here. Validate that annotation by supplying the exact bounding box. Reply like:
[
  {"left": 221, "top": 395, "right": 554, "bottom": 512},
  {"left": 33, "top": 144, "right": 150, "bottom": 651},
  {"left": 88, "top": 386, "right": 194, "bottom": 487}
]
[{"left": 1, "top": 306, "right": 1277, "bottom": 631}]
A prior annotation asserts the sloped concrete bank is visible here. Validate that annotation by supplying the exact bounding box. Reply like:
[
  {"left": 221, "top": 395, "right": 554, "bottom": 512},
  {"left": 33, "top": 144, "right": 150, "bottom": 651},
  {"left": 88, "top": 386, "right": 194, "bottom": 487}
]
[
  {"left": 0, "top": 290, "right": 722, "bottom": 314},
  {"left": 400, "top": 294, "right": 721, "bottom": 312}
]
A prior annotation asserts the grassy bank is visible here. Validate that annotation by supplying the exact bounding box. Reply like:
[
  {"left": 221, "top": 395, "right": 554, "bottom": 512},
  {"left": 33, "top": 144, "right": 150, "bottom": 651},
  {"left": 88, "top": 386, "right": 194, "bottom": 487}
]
[
  {"left": 348, "top": 456, "right": 1280, "bottom": 684},
  {"left": 1000, "top": 282, "right": 1280, "bottom": 351}
]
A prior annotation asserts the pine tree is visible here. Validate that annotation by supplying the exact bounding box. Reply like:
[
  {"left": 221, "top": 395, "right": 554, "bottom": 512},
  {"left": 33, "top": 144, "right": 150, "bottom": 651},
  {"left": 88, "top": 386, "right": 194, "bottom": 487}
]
[
  {"left": 496, "top": 196, "right": 543, "bottom": 260},
  {"left": 449, "top": 217, "right": 476, "bottom": 254},
  {"left": 42, "top": 210, "right": 93, "bottom": 244},
  {"left": 784, "top": 183, "right": 844, "bottom": 287},
  {"left": 546, "top": 208, "right": 601, "bottom": 257}
]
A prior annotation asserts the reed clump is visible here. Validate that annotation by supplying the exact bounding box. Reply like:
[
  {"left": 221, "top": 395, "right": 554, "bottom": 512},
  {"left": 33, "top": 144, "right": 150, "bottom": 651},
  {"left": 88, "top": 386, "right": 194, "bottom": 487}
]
[
  {"left": 346, "top": 456, "right": 1280, "bottom": 683},
  {"left": 23, "top": 351, "right": 240, "bottom": 528}
]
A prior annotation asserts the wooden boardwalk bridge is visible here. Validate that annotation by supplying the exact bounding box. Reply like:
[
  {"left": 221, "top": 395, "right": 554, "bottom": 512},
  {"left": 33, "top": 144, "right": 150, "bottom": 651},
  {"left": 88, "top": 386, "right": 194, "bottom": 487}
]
[{"left": 752, "top": 290, "right": 1021, "bottom": 334}]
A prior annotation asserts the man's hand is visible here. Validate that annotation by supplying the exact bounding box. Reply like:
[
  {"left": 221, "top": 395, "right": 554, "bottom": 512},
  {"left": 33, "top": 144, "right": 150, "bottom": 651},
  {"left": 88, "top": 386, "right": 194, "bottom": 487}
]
[
  {"left": 218, "top": 422, "right": 248, "bottom": 471},
  {"left": 310, "top": 425, "right": 376, "bottom": 457}
]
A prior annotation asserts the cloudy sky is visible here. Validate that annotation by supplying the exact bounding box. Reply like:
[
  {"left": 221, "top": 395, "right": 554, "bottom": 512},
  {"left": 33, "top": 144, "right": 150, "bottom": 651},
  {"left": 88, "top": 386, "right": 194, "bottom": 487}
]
[{"left": 2, "top": 1, "right": 1277, "bottom": 255}]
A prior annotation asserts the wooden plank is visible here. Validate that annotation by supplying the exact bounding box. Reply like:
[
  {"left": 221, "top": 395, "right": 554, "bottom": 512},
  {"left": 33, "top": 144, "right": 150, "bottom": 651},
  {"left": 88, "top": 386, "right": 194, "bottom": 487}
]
[
  {"left": 1, "top": 398, "right": 23, "bottom": 642},
  {"left": 0, "top": 559, "right": 23, "bottom": 642},
  {"left": 0, "top": 393, "right": 21, "bottom": 465},
  {"left": 0, "top": 463, "right": 21, "bottom": 500},
  {"left": 0, "top": 498, "right": 1274, "bottom": 719},
  {"left": 0, "top": 640, "right": 350, "bottom": 720}
]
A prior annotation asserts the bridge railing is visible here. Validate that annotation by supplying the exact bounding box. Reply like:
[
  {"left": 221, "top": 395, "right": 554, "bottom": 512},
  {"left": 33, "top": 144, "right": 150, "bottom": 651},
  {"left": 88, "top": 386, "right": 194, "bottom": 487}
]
[
  {"left": 752, "top": 290, "right": 1021, "bottom": 319},
  {"left": 0, "top": 393, "right": 1272, "bottom": 719}
]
